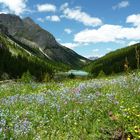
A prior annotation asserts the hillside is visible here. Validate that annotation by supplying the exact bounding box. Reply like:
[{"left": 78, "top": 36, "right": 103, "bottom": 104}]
[
  {"left": 84, "top": 43, "right": 140, "bottom": 76},
  {"left": 0, "top": 14, "right": 88, "bottom": 68},
  {"left": 0, "top": 32, "right": 69, "bottom": 81}
]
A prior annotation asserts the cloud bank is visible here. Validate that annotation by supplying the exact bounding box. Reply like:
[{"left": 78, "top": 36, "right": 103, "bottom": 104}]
[
  {"left": 74, "top": 14, "right": 140, "bottom": 44},
  {"left": 0, "top": 0, "right": 28, "bottom": 15}
]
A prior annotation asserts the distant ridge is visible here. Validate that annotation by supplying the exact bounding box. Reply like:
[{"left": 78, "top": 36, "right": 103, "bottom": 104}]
[{"left": 88, "top": 56, "right": 98, "bottom": 60}]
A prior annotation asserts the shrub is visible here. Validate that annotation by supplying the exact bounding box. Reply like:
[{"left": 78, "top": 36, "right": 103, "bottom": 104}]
[
  {"left": 98, "top": 70, "right": 106, "bottom": 78},
  {"left": 20, "top": 71, "right": 33, "bottom": 83},
  {"left": 43, "top": 73, "right": 52, "bottom": 82}
]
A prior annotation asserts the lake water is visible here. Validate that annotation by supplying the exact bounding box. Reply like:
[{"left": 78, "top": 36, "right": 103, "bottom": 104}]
[{"left": 66, "top": 70, "right": 89, "bottom": 76}]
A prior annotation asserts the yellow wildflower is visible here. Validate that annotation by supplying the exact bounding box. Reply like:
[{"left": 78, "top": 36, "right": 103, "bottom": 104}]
[{"left": 127, "top": 137, "right": 130, "bottom": 140}]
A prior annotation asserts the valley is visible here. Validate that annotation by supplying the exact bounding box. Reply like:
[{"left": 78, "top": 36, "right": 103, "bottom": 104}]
[{"left": 0, "top": 12, "right": 140, "bottom": 140}]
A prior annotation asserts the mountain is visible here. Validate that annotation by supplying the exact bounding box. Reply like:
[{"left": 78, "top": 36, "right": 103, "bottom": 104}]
[
  {"left": 88, "top": 56, "right": 98, "bottom": 60},
  {"left": 0, "top": 14, "right": 88, "bottom": 68},
  {"left": 0, "top": 31, "right": 70, "bottom": 81},
  {"left": 84, "top": 43, "right": 140, "bottom": 76}
]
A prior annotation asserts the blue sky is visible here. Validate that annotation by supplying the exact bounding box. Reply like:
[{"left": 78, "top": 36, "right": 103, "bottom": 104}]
[{"left": 0, "top": 0, "right": 140, "bottom": 58}]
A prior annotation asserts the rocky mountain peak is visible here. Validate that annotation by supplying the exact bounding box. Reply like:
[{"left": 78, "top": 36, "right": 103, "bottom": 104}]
[{"left": 0, "top": 14, "right": 22, "bottom": 25}]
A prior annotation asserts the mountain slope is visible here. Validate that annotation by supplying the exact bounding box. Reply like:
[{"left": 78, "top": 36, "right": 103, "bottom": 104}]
[
  {"left": 0, "top": 31, "right": 69, "bottom": 81},
  {"left": 0, "top": 14, "right": 88, "bottom": 68},
  {"left": 84, "top": 43, "right": 140, "bottom": 76}
]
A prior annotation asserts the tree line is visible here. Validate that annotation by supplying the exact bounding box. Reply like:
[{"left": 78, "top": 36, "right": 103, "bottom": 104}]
[
  {"left": 84, "top": 43, "right": 140, "bottom": 77},
  {"left": 0, "top": 33, "right": 68, "bottom": 81}
]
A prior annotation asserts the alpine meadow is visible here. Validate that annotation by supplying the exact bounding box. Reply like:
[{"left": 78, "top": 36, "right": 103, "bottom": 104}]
[{"left": 0, "top": 0, "right": 140, "bottom": 140}]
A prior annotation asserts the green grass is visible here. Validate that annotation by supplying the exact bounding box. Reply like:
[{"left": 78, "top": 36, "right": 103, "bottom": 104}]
[{"left": 0, "top": 73, "right": 140, "bottom": 139}]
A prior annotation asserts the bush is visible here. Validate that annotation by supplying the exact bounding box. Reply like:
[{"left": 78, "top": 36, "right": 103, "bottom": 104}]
[
  {"left": 20, "top": 71, "right": 33, "bottom": 83},
  {"left": 43, "top": 73, "right": 52, "bottom": 82},
  {"left": 97, "top": 70, "right": 106, "bottom": 78}
]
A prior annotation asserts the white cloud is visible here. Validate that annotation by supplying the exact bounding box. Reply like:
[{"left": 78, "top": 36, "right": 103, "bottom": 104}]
[
  {"left": 91, "top": 49, "right": 105, "bottom": 58},
  {"left": 37, "top": 3, "right": 56, "bottom": 12},
  {"left": 92, "top": 49, "right": 99, "bottom": 52},
  {"left": 0, "top": 10, "right": 8, "bottom": 14},
  {"left": 46, "top": 15, "right": 60, "bottom": 22},
  {"left": 56, "top": 38, "right": 61, "bottom": 42},
  {"left": 60, "top": 3, "right": 102, "bottom": 27},
  {"left": 37, "top": 17, "right": 44, "bottom": 22},
  {"left": 128, "top": 41, "right": 140, "bottom": 46},
  {"left": 0, "top": 0, "right": 28, "bottom": 15},
  {"left": 113, "top": 1, "right": 129, "bottom": 10},
  {"left": 61, "top": 42, "right": 79, "bottom": 49},
  {"left": 38, "top": 15, "right": 60, "bottom": 22},
  {"left": 60, "top": 2, "right": 68, "bottom": 11},
  {"left": 64, "top": 28, "right": 72, "bottom": 34},
  {"left": 106, "top": 48, "right": 112, "bottom": 51},
  {"left": 74, "top": 24, "right": 140, "bottom": 43},
  {"left": 126, "top": 14, "right": 140, "bottom": 27},
  {"left": 83, "top": 43, "right": 89, "bottom": 46}
]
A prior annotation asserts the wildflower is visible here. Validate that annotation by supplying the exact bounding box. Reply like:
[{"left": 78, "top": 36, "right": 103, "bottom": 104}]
[
  {"left": 134, "top": 129, "right": 138, "bottom": 133},
  {"left": 127, "top": 138, "right": 131, "bottom": 140}
]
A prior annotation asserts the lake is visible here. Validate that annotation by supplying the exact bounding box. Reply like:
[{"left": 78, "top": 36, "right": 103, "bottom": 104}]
[{"left": 66, "top": 70, "right": 89, "bottom": 76}]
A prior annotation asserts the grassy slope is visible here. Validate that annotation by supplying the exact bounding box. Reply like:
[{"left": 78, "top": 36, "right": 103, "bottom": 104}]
[
  {"left": 0, "top": 72, "right": 140, "bottom": 139},
  {"left": 84, "top": 43, "right": 140, "bottom": 76},
  {"left": 0, "top": 33, "right": 69, "bottom": 80},
  {"left": 4, "top": 34, "right": 70, "bottom": 70}
]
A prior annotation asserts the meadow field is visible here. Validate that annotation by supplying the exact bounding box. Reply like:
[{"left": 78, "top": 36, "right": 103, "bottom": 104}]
[{"left": 0, "top": 73, "right": 140, "bottom": 140}]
